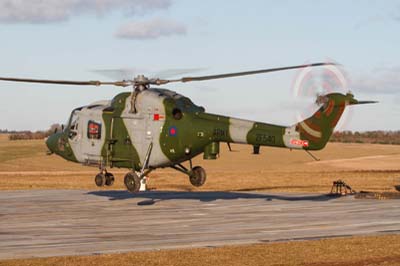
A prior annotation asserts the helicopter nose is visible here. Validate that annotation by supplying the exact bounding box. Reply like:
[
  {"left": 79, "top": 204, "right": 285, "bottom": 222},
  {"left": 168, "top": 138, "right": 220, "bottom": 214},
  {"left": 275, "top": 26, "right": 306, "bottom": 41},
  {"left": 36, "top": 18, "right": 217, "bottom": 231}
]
[{"left": 46, "top": 133, "right": 60, "bottom": 154}]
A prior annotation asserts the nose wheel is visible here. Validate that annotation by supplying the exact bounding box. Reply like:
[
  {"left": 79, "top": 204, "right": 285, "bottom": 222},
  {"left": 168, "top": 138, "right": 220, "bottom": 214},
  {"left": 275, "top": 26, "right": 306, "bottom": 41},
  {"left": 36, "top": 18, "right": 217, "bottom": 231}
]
[
  {"left": 105, "top": 173, "right": 115, "bottom": 186},
  {"left": 95, "top": 171, "right": 115, "bottom": 187}
]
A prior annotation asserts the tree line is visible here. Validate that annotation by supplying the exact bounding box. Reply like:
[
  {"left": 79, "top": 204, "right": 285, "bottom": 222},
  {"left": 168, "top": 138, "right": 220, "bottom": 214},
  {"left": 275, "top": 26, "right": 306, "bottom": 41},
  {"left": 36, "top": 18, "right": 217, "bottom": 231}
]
[
  {"left": 2, "top": 124, "right": 63, "bottom": 141},
  {"left": 330, "top": 131, "right": 400, "bottom": 145},
  {"left": 2, "top": 127, "right": 400, "bottom": 145}
]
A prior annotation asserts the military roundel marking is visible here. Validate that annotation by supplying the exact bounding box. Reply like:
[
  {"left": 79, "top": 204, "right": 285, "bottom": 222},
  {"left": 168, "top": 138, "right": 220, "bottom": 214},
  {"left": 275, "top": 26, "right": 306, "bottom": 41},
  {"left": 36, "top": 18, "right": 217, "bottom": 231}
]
[{"left": 169, "top": 126, "right": 177, "bottom": 136}]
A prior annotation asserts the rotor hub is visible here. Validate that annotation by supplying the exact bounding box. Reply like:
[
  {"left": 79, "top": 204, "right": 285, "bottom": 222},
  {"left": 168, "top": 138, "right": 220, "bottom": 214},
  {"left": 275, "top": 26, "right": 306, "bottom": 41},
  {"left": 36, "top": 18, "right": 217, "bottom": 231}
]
[
  {"left": 134, "top": 75, "right": 149, "bottom": 84},
  {"left": 133, "top": 75, "right": 150, "bottom": 91}
]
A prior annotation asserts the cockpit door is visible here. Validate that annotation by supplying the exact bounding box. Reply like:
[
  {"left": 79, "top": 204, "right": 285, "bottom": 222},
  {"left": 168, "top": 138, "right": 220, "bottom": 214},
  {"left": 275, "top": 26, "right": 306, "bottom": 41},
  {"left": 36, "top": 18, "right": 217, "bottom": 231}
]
[
  {"left": 80, "top": 116, "right": 105, "bottom": 165},
  {"left": 67, "top": 110, "right": 82, "bottom": 150}
]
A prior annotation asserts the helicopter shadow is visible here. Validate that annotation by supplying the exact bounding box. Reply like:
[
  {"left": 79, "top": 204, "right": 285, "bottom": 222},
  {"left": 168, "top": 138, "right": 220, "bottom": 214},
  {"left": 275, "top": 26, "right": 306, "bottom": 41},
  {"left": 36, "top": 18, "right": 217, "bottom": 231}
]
[{"left": 87, "top": 190, "right": 341, "bottom": 206}]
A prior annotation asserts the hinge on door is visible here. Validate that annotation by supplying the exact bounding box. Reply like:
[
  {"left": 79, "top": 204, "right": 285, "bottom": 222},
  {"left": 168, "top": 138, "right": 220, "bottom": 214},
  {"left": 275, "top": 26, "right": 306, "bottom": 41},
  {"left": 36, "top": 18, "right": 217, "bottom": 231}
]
[{"left": 107, "top": 139, "right": 117, "bottom": 145}]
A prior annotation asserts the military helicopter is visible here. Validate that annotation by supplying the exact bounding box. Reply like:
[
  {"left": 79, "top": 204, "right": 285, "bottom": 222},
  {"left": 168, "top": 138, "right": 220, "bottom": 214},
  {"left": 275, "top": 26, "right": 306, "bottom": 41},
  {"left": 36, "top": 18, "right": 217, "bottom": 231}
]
[{"left": 0, "top": 63, "right": 375, "bottom": 193}]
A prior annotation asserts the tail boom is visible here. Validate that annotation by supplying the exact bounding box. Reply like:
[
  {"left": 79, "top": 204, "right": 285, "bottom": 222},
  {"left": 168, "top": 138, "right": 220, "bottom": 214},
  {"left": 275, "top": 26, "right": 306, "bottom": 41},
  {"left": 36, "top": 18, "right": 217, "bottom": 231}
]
[{"left": 199, "top": 92, "right": 375, "bottom": 153}]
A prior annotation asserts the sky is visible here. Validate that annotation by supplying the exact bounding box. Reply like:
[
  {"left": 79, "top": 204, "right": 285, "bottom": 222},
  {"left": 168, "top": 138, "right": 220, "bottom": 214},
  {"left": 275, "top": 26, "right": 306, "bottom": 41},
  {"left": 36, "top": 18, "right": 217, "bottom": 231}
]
[{"left": 0, "top": 0, "right": 399, "bottom": 131}]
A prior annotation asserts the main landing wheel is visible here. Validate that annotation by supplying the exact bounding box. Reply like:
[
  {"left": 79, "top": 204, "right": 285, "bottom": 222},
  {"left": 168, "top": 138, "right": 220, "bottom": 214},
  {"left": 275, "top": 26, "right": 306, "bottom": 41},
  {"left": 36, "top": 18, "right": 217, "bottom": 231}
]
[
  {"left": 105, "top": 173, "right": 115, "bottom": 186},
  {"left": 95, "top": 173, "right": 105, "bottom": 187},
  {"left": 124, "top": 172, "right": 141, "bottom": 193},
  {"left": 189, "top": 166, "right": 207, "bottom": 187}
]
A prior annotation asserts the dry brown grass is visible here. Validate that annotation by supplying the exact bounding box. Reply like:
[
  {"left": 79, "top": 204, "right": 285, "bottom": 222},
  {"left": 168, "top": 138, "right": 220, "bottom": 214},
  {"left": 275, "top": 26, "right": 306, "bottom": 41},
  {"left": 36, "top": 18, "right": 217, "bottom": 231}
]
[
  {"left": 0, "top": 135, "right": 399, "bottom": 192},
  {"left": 1, "top": 135, "right": 400, "bottom": 265},
  {"left": 1, "top": 235, "right": 400, "bottom": 266}
]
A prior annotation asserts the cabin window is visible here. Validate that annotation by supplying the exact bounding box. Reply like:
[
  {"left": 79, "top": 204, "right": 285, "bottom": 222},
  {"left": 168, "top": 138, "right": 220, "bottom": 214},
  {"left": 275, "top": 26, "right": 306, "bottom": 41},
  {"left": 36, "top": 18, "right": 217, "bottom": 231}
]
[
  {"left": 87, "top": 120, "right": 102, "bottom": 140},
  {"left": 172, "top": 108, "right": 183, "bottom": 120}
]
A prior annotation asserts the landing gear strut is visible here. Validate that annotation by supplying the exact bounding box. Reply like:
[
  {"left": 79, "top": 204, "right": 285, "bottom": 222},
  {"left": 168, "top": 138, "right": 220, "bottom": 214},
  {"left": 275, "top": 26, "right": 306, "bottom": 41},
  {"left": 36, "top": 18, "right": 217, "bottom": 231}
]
[
  {"left": 95, "top": 170, "right": 114, "bottom": 187},
  {"left": 124, "top": 142, "right": 153, "bottom": 193},
  {"left": 171, "top": 160, "right": 207, "bottom": 187}
]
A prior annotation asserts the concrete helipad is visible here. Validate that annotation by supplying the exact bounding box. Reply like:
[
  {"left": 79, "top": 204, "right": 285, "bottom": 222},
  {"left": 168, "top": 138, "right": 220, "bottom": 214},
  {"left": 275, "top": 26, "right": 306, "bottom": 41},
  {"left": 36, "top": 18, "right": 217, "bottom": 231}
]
[{"left": 0, "top": 189, "right": 400, "bottom": 259}]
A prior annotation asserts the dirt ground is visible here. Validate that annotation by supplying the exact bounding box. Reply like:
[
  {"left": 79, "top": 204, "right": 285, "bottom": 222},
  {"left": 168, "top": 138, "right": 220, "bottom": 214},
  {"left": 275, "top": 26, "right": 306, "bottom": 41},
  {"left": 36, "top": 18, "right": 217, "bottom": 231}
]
[
  {"left": 1, "top": 235, "right": 400, "bottom": 266},
  {"left": 0, "top": 134, "right": 399, "bottom": 192}
]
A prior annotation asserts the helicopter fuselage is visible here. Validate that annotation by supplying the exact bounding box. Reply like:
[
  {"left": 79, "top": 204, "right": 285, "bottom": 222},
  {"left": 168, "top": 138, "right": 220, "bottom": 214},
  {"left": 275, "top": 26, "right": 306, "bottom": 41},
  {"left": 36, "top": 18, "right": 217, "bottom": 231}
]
[
  {"left": 46, "top": 88, "right": 358, "bottom": 174},
  {"left": 47, "top": 88, "right": 295, "bottom": 170}
]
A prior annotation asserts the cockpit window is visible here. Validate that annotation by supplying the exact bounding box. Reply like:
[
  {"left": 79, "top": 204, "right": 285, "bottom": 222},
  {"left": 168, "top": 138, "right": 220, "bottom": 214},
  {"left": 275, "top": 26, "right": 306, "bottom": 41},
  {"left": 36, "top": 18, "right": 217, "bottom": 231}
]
[
  {"left": 87, "top": 120, "right": 102, "bottom": 140},
  {"left": 68, "top": 112, "right": 80, "bottom": 140}
]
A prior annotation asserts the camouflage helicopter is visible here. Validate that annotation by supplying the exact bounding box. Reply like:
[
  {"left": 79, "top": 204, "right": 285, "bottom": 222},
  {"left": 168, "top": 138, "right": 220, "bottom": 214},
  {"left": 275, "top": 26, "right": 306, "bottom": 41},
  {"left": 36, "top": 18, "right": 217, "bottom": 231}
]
[{"left": 0, "top": 63, "right": 375, "bottom": 193}]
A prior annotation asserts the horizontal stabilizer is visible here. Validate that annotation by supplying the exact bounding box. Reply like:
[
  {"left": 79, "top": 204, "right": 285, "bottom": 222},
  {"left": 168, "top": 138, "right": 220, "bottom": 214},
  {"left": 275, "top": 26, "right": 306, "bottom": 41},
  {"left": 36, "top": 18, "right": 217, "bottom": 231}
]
[{"left": 351, "top": 100, "right": 378, "bottom": 105}]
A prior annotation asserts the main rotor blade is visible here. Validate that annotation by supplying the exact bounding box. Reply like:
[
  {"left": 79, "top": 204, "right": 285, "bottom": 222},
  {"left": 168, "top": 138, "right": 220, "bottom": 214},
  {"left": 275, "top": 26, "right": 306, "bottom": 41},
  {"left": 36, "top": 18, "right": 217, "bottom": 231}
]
[
  {"left": 0, "top": 77, "right": 131, "bottom": 87},
  {"left": 166, "top": 62, "right": 336, "bottom": 84},
  {"left": 0, "top": 62, "right": 336, "bottom": 87}
]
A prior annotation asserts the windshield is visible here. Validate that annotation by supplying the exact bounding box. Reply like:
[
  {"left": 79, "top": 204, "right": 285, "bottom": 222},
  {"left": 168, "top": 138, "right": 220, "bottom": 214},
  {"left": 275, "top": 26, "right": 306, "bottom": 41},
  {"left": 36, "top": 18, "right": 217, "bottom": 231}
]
[{"left": 67, "top": 109, "right": 81, "bottom": 140}]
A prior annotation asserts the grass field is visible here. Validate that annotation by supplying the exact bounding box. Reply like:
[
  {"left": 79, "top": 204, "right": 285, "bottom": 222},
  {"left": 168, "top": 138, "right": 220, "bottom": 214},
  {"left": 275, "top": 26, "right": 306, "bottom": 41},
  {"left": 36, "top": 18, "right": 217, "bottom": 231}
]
[{"left": 1, "top": 134, "right": 400, "bottom": 266}]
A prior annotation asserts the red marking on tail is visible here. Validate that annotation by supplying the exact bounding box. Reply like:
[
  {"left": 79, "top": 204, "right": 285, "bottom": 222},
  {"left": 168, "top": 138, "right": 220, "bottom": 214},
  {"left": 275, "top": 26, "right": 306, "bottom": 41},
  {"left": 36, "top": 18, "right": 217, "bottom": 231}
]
[
  {"left": 324, "top": 100, "right": 335, "bottom": 116},
  {"left": 290, "top": 139, "right": 309, "bottom": 147},
  {"left": 331, "top": 103, "right": 346, "bottom": 128},
  {"left": 304, "top": 119, "right": 321, "bottom": 132}
]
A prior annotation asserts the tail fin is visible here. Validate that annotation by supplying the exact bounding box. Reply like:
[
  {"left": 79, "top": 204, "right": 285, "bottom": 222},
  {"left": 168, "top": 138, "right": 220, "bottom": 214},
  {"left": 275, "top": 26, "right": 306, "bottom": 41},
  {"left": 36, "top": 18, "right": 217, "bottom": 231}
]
[{"left": 295, "top": 93, "right": 376, "bottom": 150}]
